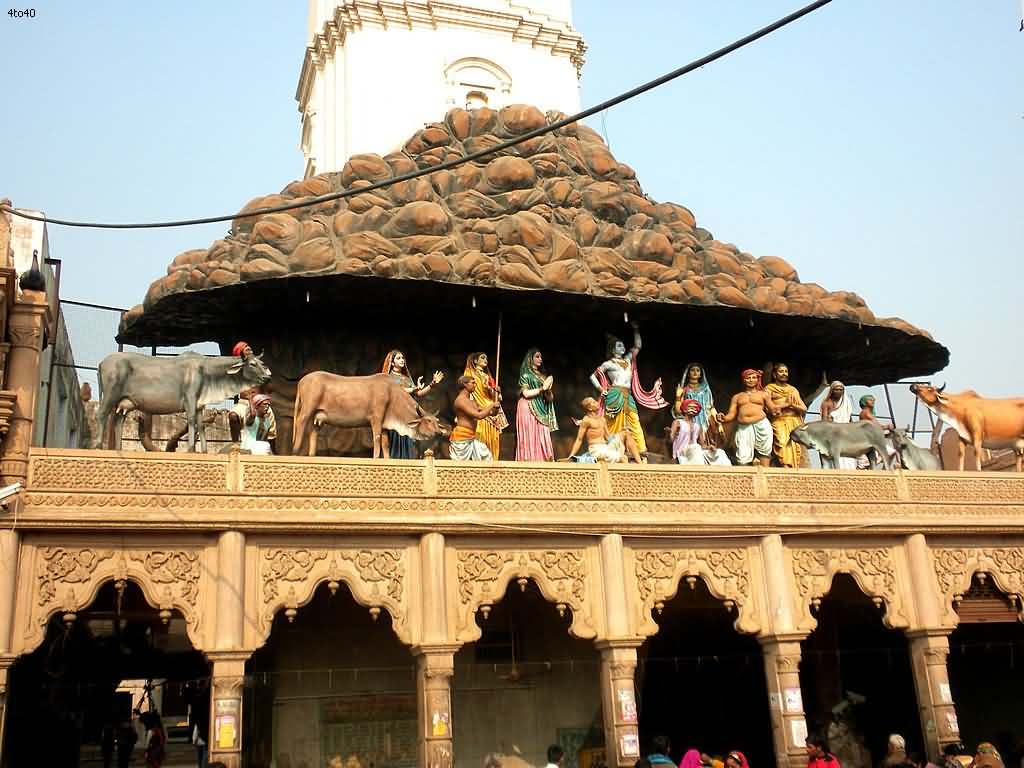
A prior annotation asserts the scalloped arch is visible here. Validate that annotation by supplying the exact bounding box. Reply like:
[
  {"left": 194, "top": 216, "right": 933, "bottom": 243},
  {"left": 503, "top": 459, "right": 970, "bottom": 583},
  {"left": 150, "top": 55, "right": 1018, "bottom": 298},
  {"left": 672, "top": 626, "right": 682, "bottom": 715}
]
[{"left": 931, "top": 547, "right": 1024, "bottom": 626}]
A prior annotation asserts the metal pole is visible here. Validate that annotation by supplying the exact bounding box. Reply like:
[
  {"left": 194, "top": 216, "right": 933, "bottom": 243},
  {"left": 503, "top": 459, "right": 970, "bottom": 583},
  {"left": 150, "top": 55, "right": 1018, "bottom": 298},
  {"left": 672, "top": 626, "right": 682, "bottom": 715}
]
[{"left": 882, "top": 383, "right": 897, "bottom": 427}]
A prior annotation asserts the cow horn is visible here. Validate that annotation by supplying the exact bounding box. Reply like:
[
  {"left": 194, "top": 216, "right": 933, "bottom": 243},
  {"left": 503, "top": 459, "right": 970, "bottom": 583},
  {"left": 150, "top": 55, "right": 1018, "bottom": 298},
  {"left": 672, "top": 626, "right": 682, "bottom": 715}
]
[{"left": 936, "top": 382, "right": 946, "bottom": 393}]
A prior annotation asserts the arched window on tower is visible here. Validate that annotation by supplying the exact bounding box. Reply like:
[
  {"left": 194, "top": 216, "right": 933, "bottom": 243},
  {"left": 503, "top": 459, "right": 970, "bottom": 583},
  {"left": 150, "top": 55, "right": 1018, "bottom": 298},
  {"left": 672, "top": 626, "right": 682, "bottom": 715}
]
[{"left": 444, "top": 57, "right": 512, "bottom": 110}]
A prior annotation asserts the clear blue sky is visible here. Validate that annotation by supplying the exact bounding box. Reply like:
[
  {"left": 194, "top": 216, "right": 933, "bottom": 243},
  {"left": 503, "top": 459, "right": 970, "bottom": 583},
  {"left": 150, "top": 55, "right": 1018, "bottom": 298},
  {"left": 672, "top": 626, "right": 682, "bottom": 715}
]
[{"left": 3, "top": 1, "right": 1022, "bottom": 409}]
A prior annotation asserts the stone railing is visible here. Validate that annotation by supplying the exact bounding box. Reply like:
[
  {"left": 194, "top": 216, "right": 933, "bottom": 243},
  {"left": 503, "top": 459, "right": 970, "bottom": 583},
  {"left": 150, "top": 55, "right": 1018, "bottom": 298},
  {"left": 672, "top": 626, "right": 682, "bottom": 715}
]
[{"left": 19, "top": 448, "right": 1024, "bottom": 534}]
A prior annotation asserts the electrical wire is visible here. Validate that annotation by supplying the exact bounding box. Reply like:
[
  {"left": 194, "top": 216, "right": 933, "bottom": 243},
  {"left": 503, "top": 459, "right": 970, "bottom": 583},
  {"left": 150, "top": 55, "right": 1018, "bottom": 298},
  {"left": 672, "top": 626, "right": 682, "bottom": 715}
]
[{"left": 0, "top": 0, "right": 832, "bottom": 230}]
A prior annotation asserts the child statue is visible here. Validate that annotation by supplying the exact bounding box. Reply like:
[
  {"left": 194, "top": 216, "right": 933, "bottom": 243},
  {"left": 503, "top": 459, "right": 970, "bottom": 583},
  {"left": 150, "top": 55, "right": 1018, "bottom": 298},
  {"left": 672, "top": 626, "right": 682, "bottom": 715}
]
[
  {"left": 670, "top": 399, "right": 731, "bottom": 465},
  {"left": 380, "top": 349, "right": 444, "bottom": 459},
  {"left": 589, "top": 321, "right": 667, "bottom": 455},
  {"left": 567, "top": 397, "right": 644, "bottom": 464}
]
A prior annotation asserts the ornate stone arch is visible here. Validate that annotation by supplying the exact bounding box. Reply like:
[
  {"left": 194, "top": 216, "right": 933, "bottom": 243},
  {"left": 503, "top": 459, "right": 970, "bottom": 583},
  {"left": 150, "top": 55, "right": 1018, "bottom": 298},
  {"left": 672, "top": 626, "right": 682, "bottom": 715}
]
[
  {"left": 256, "top": 546, "right": 412, "bottom": 647},
  {"left": 789, "top": 546, "right": 910, "bottom": 631},
  {"left": 444, "top": 56, "right": 513, "bottom": 109},
  {"left": 23, "top": 545, "right": 208, "bottom": 654},
  {"left": 932, "top": 546, "right": 1024, "bottom": 626},
  {"left": 453, "top": 548, "right": 598, "bottom": 642},
  {"left": 631, "top": 546, "right": 760, "bottom": 637}
]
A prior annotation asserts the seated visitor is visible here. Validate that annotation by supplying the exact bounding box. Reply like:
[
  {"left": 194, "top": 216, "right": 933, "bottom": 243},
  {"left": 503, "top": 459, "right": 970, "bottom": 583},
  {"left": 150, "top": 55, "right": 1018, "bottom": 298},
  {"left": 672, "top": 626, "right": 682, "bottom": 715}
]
[
  {"left": 567, "top": 396, "right": 644, "bottom": 463},
  {"left": 241, "top": 394, "right": 276, "bottom": 454}
]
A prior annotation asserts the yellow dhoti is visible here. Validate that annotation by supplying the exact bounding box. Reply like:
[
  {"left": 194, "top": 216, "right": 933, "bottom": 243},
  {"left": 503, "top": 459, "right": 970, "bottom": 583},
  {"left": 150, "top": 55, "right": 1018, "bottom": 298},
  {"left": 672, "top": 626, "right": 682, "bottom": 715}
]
[
  {"left": 474, "top": 416, "right": 503, "bottom": 460},
  {"left": 770, "top": 414, "right": 805, "bottom": 468},
  {"left": 605, "top": 398, "right": 647, "bottom": 454}
]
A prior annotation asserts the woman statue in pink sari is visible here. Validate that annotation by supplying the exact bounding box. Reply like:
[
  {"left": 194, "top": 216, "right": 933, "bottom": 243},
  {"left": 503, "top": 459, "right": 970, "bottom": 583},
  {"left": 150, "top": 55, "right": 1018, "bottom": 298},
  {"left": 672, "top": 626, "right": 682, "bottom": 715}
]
[{"left": 515, "top": 348, "right": 557, "bottom": 461}]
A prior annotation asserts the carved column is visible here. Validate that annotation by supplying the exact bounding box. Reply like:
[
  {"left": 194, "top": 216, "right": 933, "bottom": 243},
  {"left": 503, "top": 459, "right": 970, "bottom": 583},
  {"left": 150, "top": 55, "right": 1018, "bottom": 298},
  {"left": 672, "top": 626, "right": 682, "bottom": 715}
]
[
  {"left": 215, "top": 531, "right": 245, "bottom": 650},
  {"left": 596, "top": 640, "right": 641, "bottom": 767},
  {"left": 908, "top": 631, "right": 960, "bottom": 759},
  {"left": 1, "top": 290, "right": 49, "bottom": 485},
  {"left": 0, "top": 529, "right": 19, "bottom": 655},
  {"left": 207, "top": 652, "right": 248, "bottom": 768},
  {"left": 413, "top": 645, "right": 457, "bottom": 768},
  {"left": 760, "top": 635, "right": 809, "bottom": 768},
  {"left": 904, "top": 534, "right": 961, "bottom": 761}
]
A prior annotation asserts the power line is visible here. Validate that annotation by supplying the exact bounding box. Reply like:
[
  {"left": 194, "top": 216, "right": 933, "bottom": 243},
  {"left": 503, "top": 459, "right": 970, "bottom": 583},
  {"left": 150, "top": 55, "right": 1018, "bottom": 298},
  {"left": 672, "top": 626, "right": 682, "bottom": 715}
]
[{"left": 1, "top": 0, "right": 833, "bottom": 231}]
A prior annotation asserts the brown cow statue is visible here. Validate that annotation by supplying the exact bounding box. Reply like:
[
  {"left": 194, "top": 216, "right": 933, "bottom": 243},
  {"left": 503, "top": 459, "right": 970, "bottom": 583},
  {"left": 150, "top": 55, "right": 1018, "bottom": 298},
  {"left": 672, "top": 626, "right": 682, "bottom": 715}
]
[
  {"left": 909, "top": 383, "right": 1024, "bottom": 471},
  {"left": 292, "top": 372, "right": 447, "bottom": 457}
]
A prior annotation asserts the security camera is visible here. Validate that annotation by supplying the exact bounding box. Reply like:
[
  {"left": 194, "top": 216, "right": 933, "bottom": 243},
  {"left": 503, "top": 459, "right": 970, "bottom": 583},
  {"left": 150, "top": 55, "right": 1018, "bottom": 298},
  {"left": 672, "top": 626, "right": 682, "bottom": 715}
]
[{"left": 0, "top": 483, "right": 22, "bottom": 503}]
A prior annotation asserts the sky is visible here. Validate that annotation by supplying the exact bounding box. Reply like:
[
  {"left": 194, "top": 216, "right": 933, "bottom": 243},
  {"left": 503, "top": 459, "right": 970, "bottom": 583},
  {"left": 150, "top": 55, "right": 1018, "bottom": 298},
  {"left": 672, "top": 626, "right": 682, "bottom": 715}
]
[{"left": 2, "top": 1, "right": 1022, "bottom": 422}]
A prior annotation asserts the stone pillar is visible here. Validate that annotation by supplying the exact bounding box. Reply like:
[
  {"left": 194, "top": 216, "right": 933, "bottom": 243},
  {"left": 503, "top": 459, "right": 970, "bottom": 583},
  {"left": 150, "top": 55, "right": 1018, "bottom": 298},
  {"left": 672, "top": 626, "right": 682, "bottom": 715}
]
[
  {"left": 1, "top": 290, "right": 49, "bottom": 485},
  {"left": 904, "top": 533, "right": 961, "bottom": 760},
  {"left": 0, "top": 658, "right": 11, "bottom": 768},
  {"left": 760, "top": 535, "right": 808, "bottom": 768},
  {"left": 413, "top": 645, "right": 457, "bottom": 768},
  {"left": 208, "top": 652, "right": 249, "bottom": 768},
  {"left": 215, "top": 531, "right": 245, "bottom": 650},
  {"left": 907, "top": 631, "right": 960, "bottom": 761},
  {"left": 760, "top": 635, "right": 809, "bottom": 768},
  {"left": 0, "top": 529, "right": 19, "bottom": 655},
  {"left": 596, "top": 640, "right": 642, "bottom": 767}
]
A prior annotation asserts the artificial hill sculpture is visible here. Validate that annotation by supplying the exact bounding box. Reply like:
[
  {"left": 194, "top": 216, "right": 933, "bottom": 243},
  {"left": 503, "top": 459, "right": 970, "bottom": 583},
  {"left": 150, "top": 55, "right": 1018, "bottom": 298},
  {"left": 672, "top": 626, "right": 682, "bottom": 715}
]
[{"left": 117, "top": 104, "right": 946, "bottom": 382}]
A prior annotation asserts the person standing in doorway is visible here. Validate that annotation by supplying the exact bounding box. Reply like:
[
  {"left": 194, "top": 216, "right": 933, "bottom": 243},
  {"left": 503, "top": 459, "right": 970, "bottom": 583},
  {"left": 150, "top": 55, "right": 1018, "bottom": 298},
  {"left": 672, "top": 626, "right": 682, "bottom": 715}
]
[
  {"left": 545, "top": 744, "right": 566, "bottom": 768},
  {"left": 188, "top": 680, "right": 211, "bottom": 768},
  {"left": 141, "top": 711, "right": 167, "bottom": 768},
  {"left": 806, "top": 731, "right": 841, "bottom": 768},
  {"left": 647, "top": 735, "right": 675, "bottom": 766}
]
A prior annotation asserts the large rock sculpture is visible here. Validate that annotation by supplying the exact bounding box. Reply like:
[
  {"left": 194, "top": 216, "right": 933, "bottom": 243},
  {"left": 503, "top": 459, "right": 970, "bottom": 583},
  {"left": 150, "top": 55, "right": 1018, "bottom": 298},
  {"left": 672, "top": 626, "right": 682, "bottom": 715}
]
[{"left": 117, "top": 104, "right": 947, "bottom": 387}]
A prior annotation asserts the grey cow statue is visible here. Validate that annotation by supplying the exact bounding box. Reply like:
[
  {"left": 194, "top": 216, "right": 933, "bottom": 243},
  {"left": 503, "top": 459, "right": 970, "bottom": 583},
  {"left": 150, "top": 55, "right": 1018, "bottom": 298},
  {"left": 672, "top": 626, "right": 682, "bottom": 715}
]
[
  {"left": 790, "top": 420, "right": 895, "bottom": 470},
  {"left": 94, "top": 351, "right": 272, "bottom": 452},
  {"left": 888, "top": 427, "right": 941, "bottom": 470}
]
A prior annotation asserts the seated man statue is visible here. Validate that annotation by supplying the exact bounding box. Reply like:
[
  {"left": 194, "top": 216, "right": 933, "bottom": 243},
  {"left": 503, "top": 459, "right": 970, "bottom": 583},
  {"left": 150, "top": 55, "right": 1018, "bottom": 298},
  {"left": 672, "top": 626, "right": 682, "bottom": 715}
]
[
  {"left": 669, "top": 399, "right": 731, "bottom": 465},
  {"left": 718, "top": 369, "right": 778, "bottom": 466},
  {"left": 567, "top": 397, "right": 644, "bottom": 463},
  {"left": 450, "top": 375, "right": 501, "bottom": 460}
]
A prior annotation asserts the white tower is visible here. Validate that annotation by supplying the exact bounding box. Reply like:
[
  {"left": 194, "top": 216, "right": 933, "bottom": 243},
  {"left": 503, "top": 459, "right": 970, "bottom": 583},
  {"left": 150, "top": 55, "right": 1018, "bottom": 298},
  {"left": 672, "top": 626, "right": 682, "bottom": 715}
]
[{"left": 296, "top": 0, "right": 586, "bottom": 177}]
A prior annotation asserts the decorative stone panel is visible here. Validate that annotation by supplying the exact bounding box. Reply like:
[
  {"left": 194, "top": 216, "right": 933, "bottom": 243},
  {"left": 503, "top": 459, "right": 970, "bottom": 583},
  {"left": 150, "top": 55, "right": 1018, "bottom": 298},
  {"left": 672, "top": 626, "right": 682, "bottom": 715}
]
[
  {"left": 789, "top": 546, "right": 909, "bottom": 631},
  {"left": 765, "top": 472, "right": 899, "bottom": 501},
  {"left": 435, "top": 465, "right": 599, "bottom": 498},
  {"left": 932, "top": 546, "right": 1024, "bottom": 625},
  {"left": 30, "top": 453, "right": 227, "bottom": 492},
  {"left": 23, "top": 542, "right": 209, "bottom": 654},
  {"left": 609, "top": 468, "right": 755, "bottom": 500},
  {"left": 243, "top": 460, "right": 425, "bottom": 496},
  {"left": 256, "top": 545, "right": 412, "bottom": 645},
  {"left": 631, "top": 546, "right": 760, "bottom": 636},
  {"left": 907, "top": 476, "right": 1024, "bottom": 503},
  {"left": 453, "top": 548, "right": 597, "bottom": 642}
]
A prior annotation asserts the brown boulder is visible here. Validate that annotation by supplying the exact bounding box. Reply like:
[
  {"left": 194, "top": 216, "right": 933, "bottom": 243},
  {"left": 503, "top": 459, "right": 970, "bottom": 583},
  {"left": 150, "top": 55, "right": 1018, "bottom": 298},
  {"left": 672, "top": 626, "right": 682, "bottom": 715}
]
[
  {"left": 447, "top": 190, "right": 504, "bottom": 219},
  {"left": 341, "top": 154, "right": 392, "bottom": 187},
  {"left": 550, "top": 230, "right": 579, "bottom": 263},
  {"left": 758, "top": 255, "right": 798, "bottom": 281},
  {"left": 244, "top": 243, "right": 288, "bottom": 267},
  {"left": 628, "top": 277, "right": 660, "bottom": 299},
  {"left": 252, "top": 214, "right": 303, "bottom": 255},
  {"left": 445, "top": 108, "right": 472, "bottom": 140},
  {"left": 168, "top": 249, "right": 208, "bottom": 274},
  {"left": 715, "top": 286, "right": 755, "bottom": 310},
  {"left": 388, "top": 178, "right": 436, "bottom": 205},
  {"left": 240, "top": 258, "right": 288, "bottom": 282},
  {"left": 496, "top": 212, "right": 550, "bottom": 261},
  {"left": 497, "top": 105, "right": 547, "bottom": 136},
  {"left": 454, "top": 250, "right": 488, "bottom": 278},
  {"left": 282, "top": 177, "right": 332, "bottom": 198},
  {"left": 384, "top": 152, "right": 418, "bottom": 176},
  {"left": 344, "top": 232, "right": 401, "bottom": 262},
  {"left": 233, "top": 194, "right": 288, "bottom": 234},
  {"left": 382, "top": 202, "right": 450, "bottom": 237},
  {"left": 658, "top": 281, "right": 686, "bottom": 302},
  {"left": 543, "top": 260, "right": 590, "bottom": 293},
  {"left": 585, "top": 247, "right": 634, "bottom": 280},
  {"left": 582, "top": 182, "right": 628, "bottom": 224},
  {"left": 621, "top": 230, "right": 673, "bottom": 266},
  {"left": 290, "top": 238, "right": 336, "bottom": 273},
  {"left": 484, "top": 156, "right": 537, "bottom": 191},
  {"left": 206, "top": 268, "right": 239, "bottom": 288},
  {"left": 594, "top": 272, "right": 629, "bottom": 295},
  {"left": 498, "top": 262, "right": 547, "bottom": 289},
  {"left": 582, "top": 143, "right": 618, "bottom": 177},
  {"left": 573, "top": 212, "right": 600, "bottom": 246}
]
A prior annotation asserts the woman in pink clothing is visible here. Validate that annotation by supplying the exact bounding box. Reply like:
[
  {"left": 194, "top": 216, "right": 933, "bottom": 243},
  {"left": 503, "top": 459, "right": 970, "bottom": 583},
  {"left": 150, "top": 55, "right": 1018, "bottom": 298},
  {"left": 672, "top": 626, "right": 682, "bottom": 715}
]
[{"left": 515, "top": 348, "right": 557, "bottom": 461}]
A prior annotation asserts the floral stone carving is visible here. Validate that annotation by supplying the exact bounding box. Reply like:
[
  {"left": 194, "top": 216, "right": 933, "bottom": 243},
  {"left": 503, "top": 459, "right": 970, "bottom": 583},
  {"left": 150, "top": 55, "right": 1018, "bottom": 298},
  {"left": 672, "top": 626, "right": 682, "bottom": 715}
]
[
  {"left": 633, "top": 548, "right": 759, "bottom": 635},
  {"left": 932, "top": 547, "right": 1024, "bottom": 624},
  {"left": 455, "top": 549, "right": 596, "bottom": 641},
  {"left": 790, "top": 547, "right": 908, "bottom": 630}
]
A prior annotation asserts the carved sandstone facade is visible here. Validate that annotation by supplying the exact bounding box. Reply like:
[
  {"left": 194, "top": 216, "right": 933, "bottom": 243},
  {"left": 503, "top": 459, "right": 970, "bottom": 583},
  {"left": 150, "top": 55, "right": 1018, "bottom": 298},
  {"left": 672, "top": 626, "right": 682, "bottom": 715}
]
[{"left": 1, "top": 448, "right": 1022, "bottom": 767}]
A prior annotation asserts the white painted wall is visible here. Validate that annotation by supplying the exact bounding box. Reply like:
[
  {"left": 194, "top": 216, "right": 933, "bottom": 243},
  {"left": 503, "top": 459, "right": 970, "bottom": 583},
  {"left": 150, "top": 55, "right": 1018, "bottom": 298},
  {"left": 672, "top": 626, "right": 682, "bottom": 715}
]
[{"left": 298, "top": 1, "right": 585, "bottom": 175}]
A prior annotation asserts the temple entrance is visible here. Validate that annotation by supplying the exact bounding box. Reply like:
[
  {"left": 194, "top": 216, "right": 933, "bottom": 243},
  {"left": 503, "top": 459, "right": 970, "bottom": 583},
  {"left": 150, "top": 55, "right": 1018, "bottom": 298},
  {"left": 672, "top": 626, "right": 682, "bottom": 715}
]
[
  {"left": 452, "top": 581, "right": 604, "bottom": 768},
  {"left": 636, "top": 578, "right": 773, "bottom": 767},
  {"left": 4, "top": 580, "right": 209, "bottom": 768},
  {"left": 799, "top": 574, "right": 922, "bottom": 768},
  {"left": 245, "top": 582, "right": 417, "bottom": 768},
  {"left": 946, "top": 576, "right": 1024, "bottom": 763}
]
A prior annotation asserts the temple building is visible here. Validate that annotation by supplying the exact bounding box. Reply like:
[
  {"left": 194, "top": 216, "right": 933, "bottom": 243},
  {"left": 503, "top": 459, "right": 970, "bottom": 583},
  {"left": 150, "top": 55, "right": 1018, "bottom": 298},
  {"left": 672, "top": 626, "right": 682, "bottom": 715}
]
[{"left": 0, "top": 4, "right": 1022, "bottom": 768}]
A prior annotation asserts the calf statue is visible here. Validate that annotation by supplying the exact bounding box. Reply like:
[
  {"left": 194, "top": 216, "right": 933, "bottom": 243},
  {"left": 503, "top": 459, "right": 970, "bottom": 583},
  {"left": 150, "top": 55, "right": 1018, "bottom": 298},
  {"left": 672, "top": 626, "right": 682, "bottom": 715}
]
[
  {"left": 95, "top": 351, "right": 272, "bottom": 452},
  {"left": 909, "top": 383, "right": 1024, "bottom": 472},
  {"left": 292, "top": 371, "right": 447, "bottom": 458},
  {"left": 888, "top": 427, "right": 941, "bottom": 471},
  {"left": 790, "top": 420, "right": 894, "bottom": 470}
]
